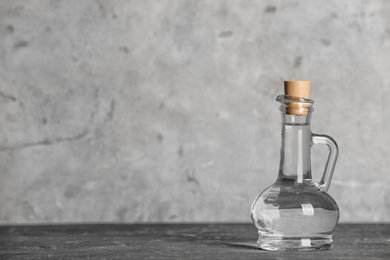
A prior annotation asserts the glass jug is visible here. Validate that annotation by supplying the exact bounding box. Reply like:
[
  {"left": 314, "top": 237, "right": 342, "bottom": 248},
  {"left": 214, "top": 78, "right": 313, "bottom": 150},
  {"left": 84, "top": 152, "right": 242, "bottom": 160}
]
[{"left": 250, "top": 94, "right": 339, "bottom": 251}]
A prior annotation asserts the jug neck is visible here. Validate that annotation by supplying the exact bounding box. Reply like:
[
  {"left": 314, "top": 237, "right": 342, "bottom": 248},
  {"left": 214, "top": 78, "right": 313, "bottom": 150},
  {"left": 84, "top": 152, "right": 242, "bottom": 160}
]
[{"left": 277, "top": 113, "right": 313, "bottom": 184}]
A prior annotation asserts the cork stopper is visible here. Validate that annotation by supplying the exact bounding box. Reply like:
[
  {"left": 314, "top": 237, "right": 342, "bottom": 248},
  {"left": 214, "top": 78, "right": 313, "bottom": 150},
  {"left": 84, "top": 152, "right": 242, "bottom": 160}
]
[{"left": 284, "top": 80, "right": 311, "bottom": 115}]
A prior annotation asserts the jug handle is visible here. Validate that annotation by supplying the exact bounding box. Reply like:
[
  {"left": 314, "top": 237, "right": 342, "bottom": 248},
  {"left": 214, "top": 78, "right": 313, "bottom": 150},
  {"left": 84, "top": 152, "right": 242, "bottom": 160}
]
[{"left": 311, "top": 134, "right": 339, "bottom": 192}]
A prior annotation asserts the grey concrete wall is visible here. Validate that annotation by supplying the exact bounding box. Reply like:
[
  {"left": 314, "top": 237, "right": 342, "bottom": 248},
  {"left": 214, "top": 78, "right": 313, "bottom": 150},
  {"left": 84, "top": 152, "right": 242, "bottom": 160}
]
[{"left": 0, "top": 0, "right": 389, "bottom": 223}]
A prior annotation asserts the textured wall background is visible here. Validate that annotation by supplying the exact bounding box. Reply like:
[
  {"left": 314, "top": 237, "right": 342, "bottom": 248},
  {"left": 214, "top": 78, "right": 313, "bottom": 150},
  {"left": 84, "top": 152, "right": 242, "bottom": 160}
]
[{"left": 0, "top": 0, "right": 389, "bottom": 224}]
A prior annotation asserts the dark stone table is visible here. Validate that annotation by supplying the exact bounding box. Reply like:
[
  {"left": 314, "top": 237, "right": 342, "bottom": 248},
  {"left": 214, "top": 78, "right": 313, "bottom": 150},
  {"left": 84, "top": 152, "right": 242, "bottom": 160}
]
[{"left": 0, "top": 224, "right": 389, "bottom": 259}]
